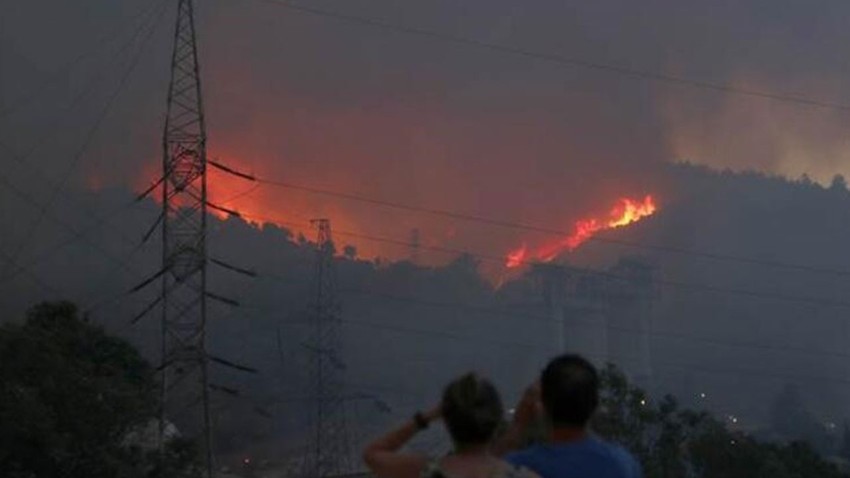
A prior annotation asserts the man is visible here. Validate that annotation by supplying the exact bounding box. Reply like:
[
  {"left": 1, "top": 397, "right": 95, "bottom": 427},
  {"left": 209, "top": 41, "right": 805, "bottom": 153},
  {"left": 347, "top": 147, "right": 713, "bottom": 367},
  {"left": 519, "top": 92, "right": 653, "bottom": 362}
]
[{"left": 498, "top": 354, "right": 642, "bottom": 478}]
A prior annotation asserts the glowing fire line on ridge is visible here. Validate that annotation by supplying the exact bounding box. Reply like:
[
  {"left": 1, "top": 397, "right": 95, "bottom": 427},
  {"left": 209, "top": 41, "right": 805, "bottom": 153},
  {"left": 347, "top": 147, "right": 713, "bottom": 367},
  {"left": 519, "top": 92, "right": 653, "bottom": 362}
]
[{"left": 505, "top": 195, "right": 657, "bottom": 268}]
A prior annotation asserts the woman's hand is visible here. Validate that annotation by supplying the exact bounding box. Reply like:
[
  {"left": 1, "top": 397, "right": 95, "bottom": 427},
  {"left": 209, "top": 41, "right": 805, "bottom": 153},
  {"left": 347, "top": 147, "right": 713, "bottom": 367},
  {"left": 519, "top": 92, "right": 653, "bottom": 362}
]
[
  {"left": 363, "top": 406, "right": 435, "bottom": 478},
  {"left": 514, "top": 382, "right": 542, "bottom": 428},
  {"left": 493, "top": 382, "right": 542, "bottom": 456}
]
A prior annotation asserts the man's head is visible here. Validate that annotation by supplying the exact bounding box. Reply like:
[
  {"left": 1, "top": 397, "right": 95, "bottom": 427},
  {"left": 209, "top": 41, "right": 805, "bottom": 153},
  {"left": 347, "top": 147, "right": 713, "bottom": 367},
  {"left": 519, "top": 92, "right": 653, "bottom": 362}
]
[{"left": 540, "top": 354, "right": 599, "bottom": 428}]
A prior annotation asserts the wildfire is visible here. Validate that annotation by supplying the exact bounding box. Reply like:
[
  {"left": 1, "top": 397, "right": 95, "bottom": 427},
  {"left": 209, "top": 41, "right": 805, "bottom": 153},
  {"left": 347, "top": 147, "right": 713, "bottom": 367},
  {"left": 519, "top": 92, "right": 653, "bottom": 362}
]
[
  {"left": 134, "top": 155, "right": 402, "bottom": 260},
  {"left": 505, "top": 195, "right": 657, "bottom": 268},
  {"left": 505, "top": 244, "right": 528, "bottom": 268}
]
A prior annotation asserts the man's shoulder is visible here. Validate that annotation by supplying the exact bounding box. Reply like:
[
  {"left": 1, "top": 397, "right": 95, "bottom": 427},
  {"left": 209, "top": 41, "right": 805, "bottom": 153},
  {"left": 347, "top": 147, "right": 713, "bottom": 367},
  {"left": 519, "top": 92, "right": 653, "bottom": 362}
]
[
  {"left": 505, "top": 444, "right": 549, "bottom": 467},
  {"left": 591, "top": 439, "right": 641, "bottom": 477},
  {"left": 505, "top": 446, "right": 539, "bottom": 464},
  {"left": 507, "top": 439, "right": 640, "bottom": 478},
  {"left": 591, "top": 438, "right": 634, "bottom": 456}
]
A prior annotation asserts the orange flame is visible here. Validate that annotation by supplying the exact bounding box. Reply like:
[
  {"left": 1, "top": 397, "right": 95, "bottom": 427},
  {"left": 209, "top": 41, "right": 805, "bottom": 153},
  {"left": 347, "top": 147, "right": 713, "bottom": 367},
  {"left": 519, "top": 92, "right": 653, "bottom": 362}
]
[
  {"left": 505, "top": 244, "right": 529, "bottom": 268},
  {"left": 505, "top": 195, "right": 657, "bottom": 268}
]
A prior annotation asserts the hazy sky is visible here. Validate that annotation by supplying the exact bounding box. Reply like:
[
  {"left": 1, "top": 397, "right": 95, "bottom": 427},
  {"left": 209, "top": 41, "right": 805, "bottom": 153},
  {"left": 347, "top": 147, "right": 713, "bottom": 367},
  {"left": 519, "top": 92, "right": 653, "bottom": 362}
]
[
  {"left": 4, "top": 0, "right": 850, "bottom": 261},
  {"left": 6, "top": 1, "right": 850, "bottom": 440}
]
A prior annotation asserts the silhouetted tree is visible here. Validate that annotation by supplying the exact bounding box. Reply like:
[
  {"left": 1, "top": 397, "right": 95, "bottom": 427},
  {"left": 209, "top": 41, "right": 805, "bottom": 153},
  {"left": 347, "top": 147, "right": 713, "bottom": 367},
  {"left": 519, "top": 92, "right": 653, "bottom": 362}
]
[
  {"left": 591, "top": 365, "right": 847, "bottom": 478},
  {"left": 840, "top": 421, "right": 850, "bottom": 462},
  {"left": 0, "top": 301, "right": 200, "bottom": 477},
  {"left": 343, "top": 244, "right": 357, "bottom": 259},
  {"left": 831, "top": 174, "right": 848, "bottom": 192}
]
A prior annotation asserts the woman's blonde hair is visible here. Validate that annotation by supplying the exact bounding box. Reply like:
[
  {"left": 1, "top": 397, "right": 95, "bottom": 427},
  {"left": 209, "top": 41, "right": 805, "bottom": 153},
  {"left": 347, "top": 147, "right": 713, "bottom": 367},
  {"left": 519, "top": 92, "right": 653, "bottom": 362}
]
[{"left": 441, "top": 373, "right": 504, "bottom": 446}]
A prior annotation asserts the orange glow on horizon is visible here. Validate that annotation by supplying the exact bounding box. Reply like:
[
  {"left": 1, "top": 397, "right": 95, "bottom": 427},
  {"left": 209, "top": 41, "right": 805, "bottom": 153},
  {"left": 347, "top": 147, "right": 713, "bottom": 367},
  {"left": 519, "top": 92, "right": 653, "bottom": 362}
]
[
  {"left": 133, "top": 155, "right": 401, "bottom": 261},
  {"left": 505, "top": 195, "right": 657, "bottom": 268},
  {"left": 131, "top": 157, "right": 657, "bottom": 273}
]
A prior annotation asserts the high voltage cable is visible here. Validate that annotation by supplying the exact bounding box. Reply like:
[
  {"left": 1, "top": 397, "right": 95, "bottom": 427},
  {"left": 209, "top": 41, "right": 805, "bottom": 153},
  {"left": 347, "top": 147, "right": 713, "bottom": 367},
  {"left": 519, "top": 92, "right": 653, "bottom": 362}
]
[
  {"left": 0, "top": 248, "right": 62, "bottom": 298},
  {"left": 151, "top": 289, "right": 850, "bottom": 393},
  {"left": 88, "top": 200, "right": 850, "bottom": 368},
  {"left": 345, "top": 308, "right": 850, "bottom": 388},
  {"left": 6, "top": 161, "right": 848, "bottom": 361},
  {"left": 243, "top": 176, "right": 850, "bottom": 277},
  {"left": 5, "top": 0, "right": 170, "bottom": 271},
  {"left": 0, "top": 0, "right": 170, "bottom": 192},
  {"left": 0, "top": 0, "right": 164, "bottom": 120},
  {"left": 0, "top": 188, "right": 156, "bottom": 287},
  {"left": 248, "top": 260, "right": 850, "bottom": 363},
  {"left": 270, "top": 308, "right": 850, "bottom": 391},
  {"left": 0, "top": 0, "right": 169, "bottom": 281},
  {"left": 142, "top": 167, "right": 850, "bottom": 311},
  {"left": 0, "top": 4, "right": 168, "bottom": 290},
  {"left": 230, "top": 177, "right": 850, "bottom": 279},
  {"left": 346, "top": 286, "right": 850, "bottom": 360},
  {"left": 5, "top": 170, "right": 241, "bottom": 301},
  {"left": 0, "top": 172, "right": 148, "bottom": 287},
  {"left": 137, "top": 223, "right": 850, "bottom": 390},
  {"left": 237, "top": 0, "right": 850, "bottom": 112},
  {"left": 20, "top": 0, "right": 850, "bottom": 401},
  {"left": 343, "top": 314, "right": 546, "bottom": 350},
  {"left": 0, "top": 1, "right": 164, "bottom": 191},
  {"left": 0, "top": 0, "right": 168, "bottom": 198},
  {"left": 264, "top": 304, "right": 850, "bottom": 388},
  {"left": 339, "top": 287, "right": 850, "bottom": 361},
  {"left": 231, "top": 210, "right": 850, "bottom": 310}
]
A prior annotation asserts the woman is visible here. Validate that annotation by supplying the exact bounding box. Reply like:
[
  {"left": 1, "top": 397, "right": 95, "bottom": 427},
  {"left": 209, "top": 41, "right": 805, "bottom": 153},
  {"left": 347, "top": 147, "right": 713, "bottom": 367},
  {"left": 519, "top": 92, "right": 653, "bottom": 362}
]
[{"left": 363, "top": 373, "right": 537, "bottom": 478}]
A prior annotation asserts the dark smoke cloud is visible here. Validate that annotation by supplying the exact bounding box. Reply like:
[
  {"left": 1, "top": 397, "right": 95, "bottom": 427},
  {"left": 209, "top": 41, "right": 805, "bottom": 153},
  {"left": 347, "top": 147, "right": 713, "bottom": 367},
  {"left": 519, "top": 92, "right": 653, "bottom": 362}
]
[
  {"left": 5, "top": 0, "right": 850, "bottom": 460},
  {"left": 4, "top": 0, "right": 850, "bottom": 262}
]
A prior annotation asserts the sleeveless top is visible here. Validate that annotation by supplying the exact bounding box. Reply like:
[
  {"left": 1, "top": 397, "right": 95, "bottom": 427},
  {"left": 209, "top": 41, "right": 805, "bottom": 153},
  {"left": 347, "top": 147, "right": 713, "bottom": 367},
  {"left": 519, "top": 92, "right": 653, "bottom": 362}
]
[{"left": 421, "top": 458, "right": 537, "bottom": 478}]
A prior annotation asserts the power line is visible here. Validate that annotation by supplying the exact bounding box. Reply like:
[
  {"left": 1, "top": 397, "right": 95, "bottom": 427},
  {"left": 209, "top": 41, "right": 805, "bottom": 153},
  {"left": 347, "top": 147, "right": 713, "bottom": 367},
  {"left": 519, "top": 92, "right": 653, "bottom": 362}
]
[
  {"left": 0, "top": 171, "right": 148, "bottom": 288},
  {"left": 243, "top": 176, "right": 850, "bottom": 278},
  {"left": 214, "top": 295, "right": 850, "bottom": 397},
  {"left": 250, "top": 262, "right": 850, "bottom": 366},
  {"left": 0, "top": 189, "right": 159, "bottom": 293},
  {"left": 161, "top": 202, "right": 850, "bottom": 381},
  {"left": 80, "top": 236, "right": 157, "bottom": 316},
  {"left": 156, "top": 172, "right": 850, "bottom": 354},
  {"left": 206, "top": 163, "right": 850, "bottom": 287},
  {"left": 235, "top": 0, "right": 850, "bottom": 112},
  {"left": 282, "top": 305, "right": 850, "bottom": 389},
  {"left": 0, "top": 2, "right": 165, "bottom": 283},
  {"left": 0, "top": 248, "right": 63, "bottom": 298},
  {"left": 231, "top": 209, "right": 850, "bottom": 312},
  {"left": 342, "top": 314, "right": 546, "bottom": 350},
  {"left": 0, "top": 0, "right": 168, "bottom": 170},
  {"left": 343, "top": 310, "right": 850, "bottom": 388},
  {"left": 0, "top": 0, "right": 169, "bottom": 274},
  {"left": 5, "top": 0, "right": 169, "bottom": 273},
  {"left": 9, "top": 163, "right": 844, "bottom": 377},
  {"left": 340, "top": 287, "right": 850, "bottom": 360},
  {"left": 0, "top": 4, "right": 168, "bottom": 289},
  {"left": 0, "top": 5, "right": 168, "bottom": 292},
  {"left": 280, "top": 303, "right": 850, "bottom": 394},
  {"left": 0, "top": 0, "right": 164, "bottom": 120}
]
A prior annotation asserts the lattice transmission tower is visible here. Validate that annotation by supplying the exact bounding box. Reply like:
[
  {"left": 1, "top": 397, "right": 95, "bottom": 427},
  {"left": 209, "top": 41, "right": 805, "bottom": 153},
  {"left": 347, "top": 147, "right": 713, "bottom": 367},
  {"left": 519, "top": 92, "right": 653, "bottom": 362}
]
[
  {"left": 302, "top": 219, "right": 355, "bottom": 478},
  {"left": 160, "top": 0, "right": 213, "bottom": 475}
]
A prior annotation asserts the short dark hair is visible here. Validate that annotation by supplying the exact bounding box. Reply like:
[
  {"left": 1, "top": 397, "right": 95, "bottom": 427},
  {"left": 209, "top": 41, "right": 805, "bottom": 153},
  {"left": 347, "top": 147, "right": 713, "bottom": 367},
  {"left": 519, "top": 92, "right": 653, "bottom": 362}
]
[
  {"left": 441, "top": 373, "right": 504, "bottom": 446},
  {"left": 540, "top": 354, "right": 599, "bottom": 427}
]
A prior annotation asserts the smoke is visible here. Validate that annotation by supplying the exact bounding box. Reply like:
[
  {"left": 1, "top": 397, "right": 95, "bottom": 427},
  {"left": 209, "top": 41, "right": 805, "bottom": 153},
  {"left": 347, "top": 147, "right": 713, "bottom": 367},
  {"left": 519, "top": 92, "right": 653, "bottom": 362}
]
[
  {"left": 6, "top": 0, "right": 850, "bottom": 267},
  {"left": 7, "top": 0, "right": 850, "bottom": 459},
  {"left": 662, "top": 73, "right": 850, "bottom": 184}
]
